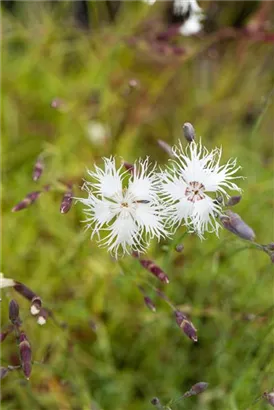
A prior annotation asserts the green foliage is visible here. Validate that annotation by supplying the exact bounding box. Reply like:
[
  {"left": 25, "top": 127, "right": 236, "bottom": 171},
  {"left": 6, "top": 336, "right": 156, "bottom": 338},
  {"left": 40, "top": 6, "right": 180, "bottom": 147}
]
[{"left": 1, "top": 2, "right": 274, "bottom": 409}]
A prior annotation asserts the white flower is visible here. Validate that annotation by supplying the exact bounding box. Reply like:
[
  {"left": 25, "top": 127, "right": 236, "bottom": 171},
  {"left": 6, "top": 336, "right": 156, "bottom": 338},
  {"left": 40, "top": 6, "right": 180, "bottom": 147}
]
[
  {"left": 174, "top": 0, "right": 204, "bottom": 36},
  {"left": 174, "top": 0, "right": 202, "bottom": 16},
  {"left": 0, "top": 273, "right": 15, "bottom": 289},
  {"left": 142, "top": 0, "right": 156, "bottom": 4},
  {"left": 78, "top": 157, "right": 168, "bottom": 257},
  {"left": 160, "top": 140, "right": 242, "bottom": 238},
  {"left": 86, "top": 121, "right": 110, "bottom": 146},
  {"left": 179, "top": 12, "right": 203, "bottom": 36}
]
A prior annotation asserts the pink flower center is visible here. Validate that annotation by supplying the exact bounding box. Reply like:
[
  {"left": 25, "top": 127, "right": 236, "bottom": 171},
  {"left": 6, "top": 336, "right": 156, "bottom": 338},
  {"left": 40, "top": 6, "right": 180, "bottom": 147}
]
[{"left": 185, "top": 181, "right": 205, "bottom": 202}]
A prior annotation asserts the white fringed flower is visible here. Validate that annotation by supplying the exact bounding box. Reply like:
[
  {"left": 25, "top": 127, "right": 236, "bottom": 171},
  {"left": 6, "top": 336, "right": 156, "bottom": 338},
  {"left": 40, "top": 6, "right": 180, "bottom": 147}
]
[
  {"left": 160, "top": 141, "right": 242, "bottom": 238},
  {"left": 173, "top": 0, "right": 202, "bottom": 16},
  {"left": 78, "top": 157, "right": 168, "bottom": 257}
]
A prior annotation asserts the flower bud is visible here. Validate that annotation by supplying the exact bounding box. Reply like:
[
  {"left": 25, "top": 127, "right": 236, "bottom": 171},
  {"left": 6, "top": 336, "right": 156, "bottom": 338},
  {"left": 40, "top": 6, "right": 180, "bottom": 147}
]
[
  {"left": 157, "top": 140, "right": 174, "bottom": 157},
  {"left": 32, "top": 156, "right": 44, "bottom": 181},
  {"left": 12, "top": 191, "right": 41, "bottom": 212},
  {"left": 264, "top": 392, "right": 274, "bottom": 407},
  {"left": 60, "top": 189, "right": 73, "bottom": 214},
  {"left": 30, "top": 296, "right": 42, "bottom": 315},
  {"left": 0, "top": 367, "right": 9, "bottom": 380},
  {"left": 151, "top": 397, "right": 163, "bottom": 408},
  {"left": 13, "top": 282, "right": 36, "bottom": 301},
  {"left": 144, "top": 296, "right": 156, "bottom": 312},
  {"left": 19, "top": 332, "right": 32, "bottom": 379},
  {"left": 175, "top": 244, "right": 184, "bottom": 252},
  {"left": 9, "top": 300, "right": 21, "bottom": 326},
  {"left": 183, "top": 122, "right": 195, "bottom": 142},
  {"left": 1, "top": 327, "right": 13, "bottom": 342},
  {"left": 37, "top": 308, "right": 49, "bottom": 325},
  {"left": 123, "top": 162, "right": 134, "bottom": 175},
  {"left": 226, "top": 195, "right": 242, "bottom": 206},
  {"left": 220, "top": 211, "right": 255, "bottom": 241},
  {"left": 270, "top": 252, "right": 274, "bottom": 264},
  {"left": 184, "top": 382, "right": 209, "bottom": 397},
  {"left": 267, "top": 243, "right": 274, "bottom": 251},
  {"left": 139, "top": 259, "right": 169, "bottom": 284},
  {"left": 128, "top": 79, "right": 139, "bottom": 89},
  {"left": 175, "top": 310, "right": 198, "bottom": 342}
]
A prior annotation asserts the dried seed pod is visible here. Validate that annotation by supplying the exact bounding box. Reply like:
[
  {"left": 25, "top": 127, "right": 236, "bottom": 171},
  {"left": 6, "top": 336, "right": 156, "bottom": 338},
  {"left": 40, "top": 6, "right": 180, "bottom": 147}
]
[
  {"left": 175, "top": 310, "right": 198, "bottom": 342},
  {"left": 157, "top": 140, "right": 174, "bottom": 157},
  {"left": 32, "top": 156, "right": 44, "bottom": 181},
  {"left": 19, "top": 332, "right": 32, "bottom": 379},
  {"left": 139, "top": 259, "right": 169, "bottom": 284},
  {"left": 226, "top": 195, "right": 242, "bottom": 206},
  {"left": 60, "top": 189, "right": 73, "bottom": 214},
  {"left": 0, "top": 367, "right": 9, "bottom": 380},
  {"left": 183, "top": 122, "right": 195, "bottom": 142},
  {"left": 220, "top": 211, "right": 255, "bottom": 241},
  {"left": 9, "top": 300, "right": 21, "bottom": 326},
  {"left": 123, "top": 162, "right": 134, "bottom": 175},
  {"left": 12, "top": 191, "right": 41, "bottom": 212},
  {"left": 144, "top": 296, "right": 156, "bottom": 312},
  {"left": 184, "top": 382, "right": 209, "bottom": 397},
  {"left": 30, "top": 296, "right": 42, "bottom": 315}
]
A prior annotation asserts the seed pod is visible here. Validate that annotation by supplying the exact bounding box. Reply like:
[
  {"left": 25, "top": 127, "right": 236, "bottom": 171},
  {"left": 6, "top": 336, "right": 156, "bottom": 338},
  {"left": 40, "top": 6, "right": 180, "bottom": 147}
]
[
  {"left": 139, "top": 259, "right": 169, "bottom": 284},
  {"left": 144, "top": 296, "right": 156, "bottom": 312},
  {"left": 183, "top": 122, "right": 195, "bottom": 142},
  {"left": 9, "top": 300, "right": 21, "bottom": 326},
  {"left": 19, "top": 332, "right": 32, "bottom": 379},
  {"left": 226, "top": 195, "right": 242, "bottom": 206},
  {"left": 12, "top": 191, "right": 41, "bottom": 212},
  {"left": 184, "top": 382, "right": 209, "bottom": 397},
  {"left": 157, "top": 140, "right": 174, "bottom": 157},
  {"left": 123, "top": 162, "right": 134, "bottom": 175},
  {"left": 32, "top": 156, "right": 44, "bottom": 181},
  {"left": 175, "top": 310, "right": 198, "bottom": 342},
  {"left": 220, "top": 211, "right": 255, "bottom": 241},
  {"left": 60, "top": 188, "right": 73, "bottom": 214},
  {"left": 30, "top": 296, "right": 42, "bottom": 315},
  {"left": 0, "top": 367, "right": 9, "bottom": 380}
]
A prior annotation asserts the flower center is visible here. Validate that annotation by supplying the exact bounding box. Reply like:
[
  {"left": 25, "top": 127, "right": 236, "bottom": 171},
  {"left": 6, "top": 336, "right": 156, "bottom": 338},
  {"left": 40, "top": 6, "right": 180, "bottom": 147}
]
[{"left": 185, "top": 181, "right": 205, "bottom": 202}]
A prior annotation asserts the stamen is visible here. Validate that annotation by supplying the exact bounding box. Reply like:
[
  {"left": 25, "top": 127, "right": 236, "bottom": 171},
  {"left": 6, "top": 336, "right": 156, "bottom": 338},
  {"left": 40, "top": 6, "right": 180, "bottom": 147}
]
[{"left": 185, "top": 181, "right": 205, "bottom": 202}]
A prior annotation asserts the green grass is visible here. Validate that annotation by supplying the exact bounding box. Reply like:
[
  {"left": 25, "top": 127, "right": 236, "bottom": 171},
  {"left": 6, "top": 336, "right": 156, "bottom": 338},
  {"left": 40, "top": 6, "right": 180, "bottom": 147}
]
[{"left": 1, "top": 2, "right": 274, "bottom": 410}]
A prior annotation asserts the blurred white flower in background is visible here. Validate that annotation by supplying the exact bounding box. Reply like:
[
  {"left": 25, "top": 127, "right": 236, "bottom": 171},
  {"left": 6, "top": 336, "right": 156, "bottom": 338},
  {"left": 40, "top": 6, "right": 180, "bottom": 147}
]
[
  {"left": 78, "top": 157, "right": 168, "bottom": 257},
  {"left": 86, "top": 121, "right": 110, "bottom": 146},
  {"left": 142, "top": 0, "right": 156, "bottom": 5},
  {"left": 160, "top": 141, "right": 242, "bottom": 238},
  {"left": 174, "top": 0, "right": 204, "bottom": 36}
]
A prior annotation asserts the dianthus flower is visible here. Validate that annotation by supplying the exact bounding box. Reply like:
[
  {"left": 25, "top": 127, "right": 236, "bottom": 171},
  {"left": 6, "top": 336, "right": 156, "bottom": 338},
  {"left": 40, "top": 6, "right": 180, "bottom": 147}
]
[
  {"left": 78, "top": 157, "right": 168, "bottom": 257},
  {"left": 160, "top": 141, "right": 242, "bottom": 238}
]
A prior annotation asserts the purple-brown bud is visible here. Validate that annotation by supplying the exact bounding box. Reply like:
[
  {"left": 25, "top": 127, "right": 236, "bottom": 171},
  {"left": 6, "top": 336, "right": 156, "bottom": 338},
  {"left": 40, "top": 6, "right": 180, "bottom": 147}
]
[
  {"left": 1, "top": 326, "right": 13, "bottom": 343},
  {"left": 19, "top": 332, "right": 32, "bottom": 379},
  {"left": 175, "top": 310, "right": 198, "bottom": 342},
  {"left": 144, "top": 296, "right": 156, "bottom": 312},
  {"left": 175, "top": 244, "right": 184, "bottom": 252},
  {"left": 30, "top": 296, "right": 42, "bottom": 316},
  {"left": 0, "top": 367, "right": 9, "bottom": 380},
  {"left": 184, "top": 382, "right": 209, "bottom": 397},
  {"left": 264, "top": 392, "right": 274, "bottom": 407},
  {"left": 37, "top": 308, "right": 49, "bottom": 325},
  {"left": 32, "top": 156, "right": 44, "bottom": 181},
  {"left": 123, "top": 162, "right": 134, "bottom": 175},
  {"left": 220, "top": 211, "right": 255, "bottom": 241},
  {"left": 270, "top": 252, "right": 274, "bottom": 264},
  {"left": 267, "top": 242, "right": 274, "bottom": 251},
  {"left": 12, "top": 191, "right": 41, "bottom": 212},
  {"left": 139, "top": 259, "right": 169, "bottom": 284},
  {"left": 9, "top": 300, "right": 21, "bottom": 326},
  {"left": 60, "top": 189, "right": 73, "bottom": 214},
  {"left": 183, "top": 122, "right": 195, "bottom": 142},
  {"left": 226, "top": 195, "right": 242, "bottom": 206},
  {"left": 151, "top": 397, "right": 162, "bottom": 408},
  {"left": 13, "top": 282, "right": 36, "bottom": 302},
  {"left": 157, "top": 140, "right": 174, "bottom": 157}
]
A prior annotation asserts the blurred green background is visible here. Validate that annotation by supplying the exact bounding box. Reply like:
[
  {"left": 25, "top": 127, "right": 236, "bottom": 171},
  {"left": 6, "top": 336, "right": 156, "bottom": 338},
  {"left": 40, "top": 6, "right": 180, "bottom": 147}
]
[{"left": 1, "top": 1, "right": 274, "bottom": 409}]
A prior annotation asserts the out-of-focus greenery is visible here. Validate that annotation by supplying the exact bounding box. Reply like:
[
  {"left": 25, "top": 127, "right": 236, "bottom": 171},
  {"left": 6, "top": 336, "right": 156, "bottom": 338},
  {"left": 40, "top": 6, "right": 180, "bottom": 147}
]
[{"left": 1, "top": 2, "right": 274, "bottom": 409}]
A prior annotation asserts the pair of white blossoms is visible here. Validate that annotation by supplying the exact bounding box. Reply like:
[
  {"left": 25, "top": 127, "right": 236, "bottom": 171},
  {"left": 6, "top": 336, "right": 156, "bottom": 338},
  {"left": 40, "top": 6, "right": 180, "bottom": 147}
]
[{"left": 78, "top": 140, "right": 242, "bottom": 257}]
